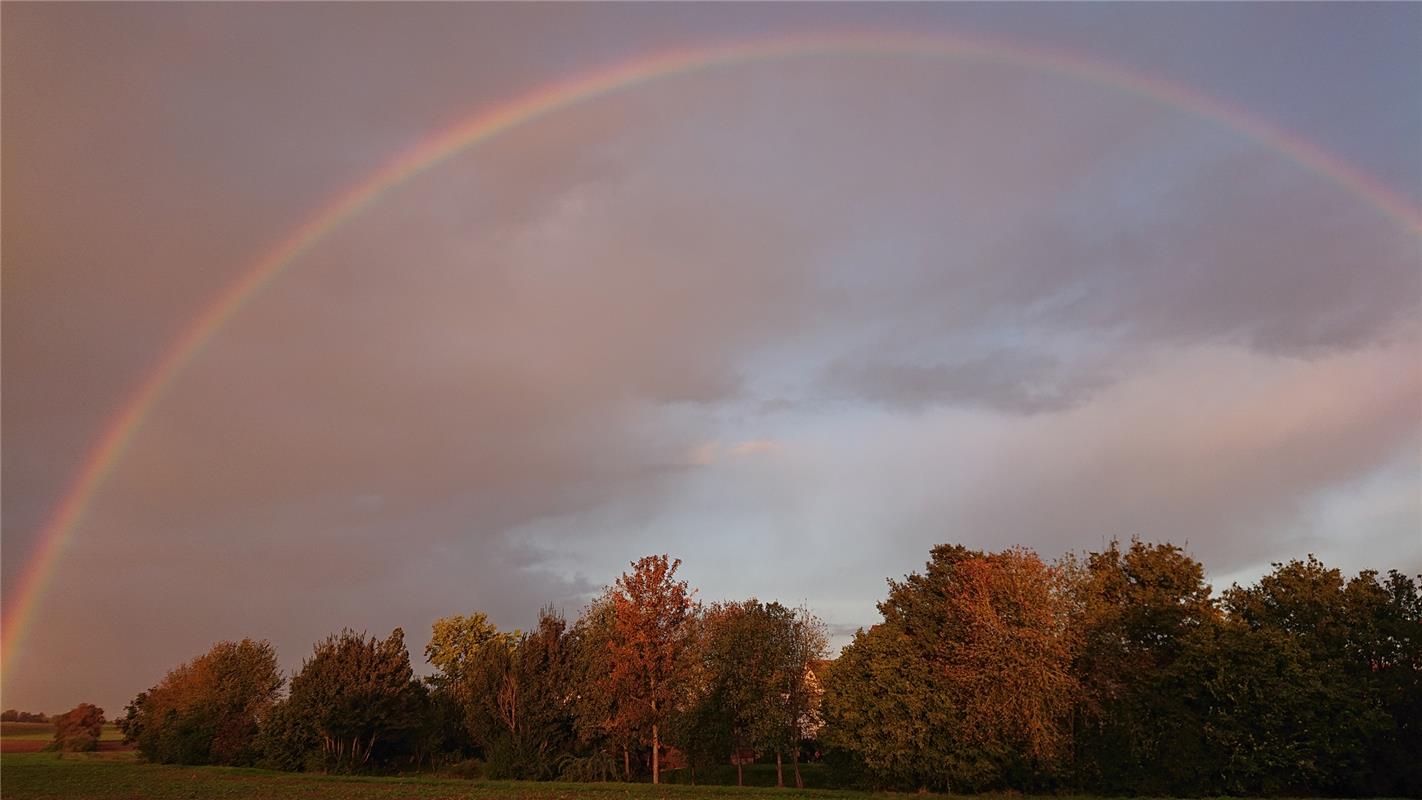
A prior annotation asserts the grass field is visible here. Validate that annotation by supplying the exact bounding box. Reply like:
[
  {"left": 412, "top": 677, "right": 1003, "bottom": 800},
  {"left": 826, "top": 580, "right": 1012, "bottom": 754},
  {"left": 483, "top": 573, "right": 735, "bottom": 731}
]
[
  {"left": 0, "top": 753, "right": 880, "bottom": 799},
  {"left": 0, "top": 722, "right": 125, "bottom": 742},
  {"left": 0, "top": 753, "right": 1360, "bottom": 800}
]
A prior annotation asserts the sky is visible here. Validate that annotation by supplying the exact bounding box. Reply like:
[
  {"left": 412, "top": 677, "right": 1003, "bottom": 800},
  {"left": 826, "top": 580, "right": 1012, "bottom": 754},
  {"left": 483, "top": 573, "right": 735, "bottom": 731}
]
[{"left": 3, "top": 3, "right": 1419, "bottom": 714}]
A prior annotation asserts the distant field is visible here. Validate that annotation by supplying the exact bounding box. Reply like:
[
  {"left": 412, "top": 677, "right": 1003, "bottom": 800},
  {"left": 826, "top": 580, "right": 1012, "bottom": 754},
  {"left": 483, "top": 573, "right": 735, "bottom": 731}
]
[
  {"left": 0, "top": 753, "right": 873, "bottom": 800},
  {"left": 0, "top": 723, "right": 127, "bottom": 753}
]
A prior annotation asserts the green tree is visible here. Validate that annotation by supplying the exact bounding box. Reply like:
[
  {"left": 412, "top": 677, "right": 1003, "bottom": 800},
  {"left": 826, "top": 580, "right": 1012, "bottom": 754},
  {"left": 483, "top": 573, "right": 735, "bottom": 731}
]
[
  {"left": 424, "top": 612, "right": 505, "bottom": 685},
  {"left": 697, "top": 600, "right": 779, "bottom": 785},
  {"left": 1221, "top": 558, "right": 1404, "bottom": 794},
  {"left": 447, "top": 608, "right": 575, "bottom": 779},
  {"left": 1364, "top": 570, "right": 1422, "bottom": 796},
  {"left": 288, "top": 628, "right": 422, "bottom": 772},
  {"left": 1064, "top": 539, "right": 1217, "bottom": 791},
  {"left": 254, "top": 697, "right": 322, "bottom": 771},
  {"left": 766, "top": 602, "right": 828, "bottom": 789},
  {"left": 1148, "top": 618, "right": 1369, "bottom": 795}
]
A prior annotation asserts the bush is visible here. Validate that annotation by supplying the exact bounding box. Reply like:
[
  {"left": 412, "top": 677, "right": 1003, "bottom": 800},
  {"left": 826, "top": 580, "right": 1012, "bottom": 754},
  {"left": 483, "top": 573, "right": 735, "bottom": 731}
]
[
  {"left": 442, "top": 757, "right": 486, "bottom": 780},
  {"left": 482, "top": 736, "right": 550, "bottom": 780},
  {"left": 125, "top": 639, "right": 283, "bottom": 765},
  {"left": 556, "top": 750, "right": 619, "bottom": 782},
  {"left": 255, "top": 699, "right": 320, "bottom": 771},
  {"left": 48, "top": 703, "right": 103, "bottom": 753}
]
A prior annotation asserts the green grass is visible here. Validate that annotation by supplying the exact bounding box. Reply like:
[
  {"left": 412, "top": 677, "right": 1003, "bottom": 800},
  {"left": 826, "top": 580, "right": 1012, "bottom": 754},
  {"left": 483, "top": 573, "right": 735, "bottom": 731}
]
[
  {"left": 662, "top": 764, "right": 844, "bottom": 790},
  {"left": 0, "top": 753, "right": 879, "bottom": 799},
  {"left": 0, "top": 753, "right": 1359, "bottom": 800},
  {"left": 0, "top": 722, "right": 124, "bottom": 742}
]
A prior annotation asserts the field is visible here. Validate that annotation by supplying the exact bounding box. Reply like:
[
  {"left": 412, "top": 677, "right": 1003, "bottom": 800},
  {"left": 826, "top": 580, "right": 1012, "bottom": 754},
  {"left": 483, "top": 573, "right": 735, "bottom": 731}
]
[
  {"left": 0, "top": 753, "right": 880, "bottom": 799},
  {"left": 0, "top": 752, "right": 1361, "bottom": 800},
  {"left": 0, "top": 722, "right": 126, "bottom": 754}
]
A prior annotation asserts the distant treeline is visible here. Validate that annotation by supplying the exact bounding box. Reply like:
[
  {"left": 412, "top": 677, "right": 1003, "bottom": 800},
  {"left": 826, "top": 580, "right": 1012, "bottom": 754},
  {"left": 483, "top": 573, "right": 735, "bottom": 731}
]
[
  {"left": 0, "top": 709, "right": 50, "bottom": 723},
  {"left": 113, "top": 543, "right": 1421, "bottom": 796}
]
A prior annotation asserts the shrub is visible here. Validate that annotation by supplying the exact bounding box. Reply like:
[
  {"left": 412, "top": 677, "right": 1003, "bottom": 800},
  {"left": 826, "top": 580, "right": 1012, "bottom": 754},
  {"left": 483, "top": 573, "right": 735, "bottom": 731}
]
[
  {"left": 48, "top": 703, "right": 103, "bottom": 752},
  {"left": 124, "top": 639, "right": 283, "bottom": 765}
]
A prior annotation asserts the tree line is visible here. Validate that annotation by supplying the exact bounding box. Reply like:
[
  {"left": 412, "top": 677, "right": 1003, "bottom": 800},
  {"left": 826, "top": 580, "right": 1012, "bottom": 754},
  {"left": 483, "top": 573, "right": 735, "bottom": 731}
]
[{"left": 113, "top": 544, "right": 1421, "bottom": 796}]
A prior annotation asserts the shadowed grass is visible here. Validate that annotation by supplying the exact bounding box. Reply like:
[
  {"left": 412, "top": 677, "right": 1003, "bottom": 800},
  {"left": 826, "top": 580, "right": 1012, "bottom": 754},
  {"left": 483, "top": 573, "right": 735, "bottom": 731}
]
[
  {"left": 0, "top": 753, "right": 1355, "bottom": 800},
  {"left": 1, "top": 753, "right": 866, "bottom": 800}
]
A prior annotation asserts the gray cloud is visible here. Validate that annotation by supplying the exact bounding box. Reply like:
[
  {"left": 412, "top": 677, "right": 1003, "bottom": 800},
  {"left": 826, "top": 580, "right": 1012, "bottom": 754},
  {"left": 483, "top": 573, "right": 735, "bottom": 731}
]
[
  {"left": 4, "top": 4, "right": 1418, "bottom": 713},
  {"left": 819, "top": 350, "right": 1109, "bottom": 414}
]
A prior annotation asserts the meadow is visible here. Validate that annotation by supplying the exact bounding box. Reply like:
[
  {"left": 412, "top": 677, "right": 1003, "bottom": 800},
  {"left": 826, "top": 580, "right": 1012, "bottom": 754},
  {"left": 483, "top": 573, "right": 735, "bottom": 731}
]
[
  {"left": 0, "top": 721, "right": 125, "bottom": 741},
  {"left": 1, "top": 752, "right": 868, "bottom": 800}
]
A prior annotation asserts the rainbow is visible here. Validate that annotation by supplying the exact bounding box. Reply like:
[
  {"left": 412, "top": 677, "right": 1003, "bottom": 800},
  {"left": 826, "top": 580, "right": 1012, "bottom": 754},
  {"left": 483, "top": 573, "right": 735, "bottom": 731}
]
[{"left": 4, "top": 30, "right": 1419, "bottom": 682}]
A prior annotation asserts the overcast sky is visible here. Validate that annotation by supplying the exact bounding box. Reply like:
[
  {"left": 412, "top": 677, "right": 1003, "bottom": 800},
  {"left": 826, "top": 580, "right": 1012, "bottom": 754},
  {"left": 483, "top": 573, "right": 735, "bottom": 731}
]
[{"left": 3, "top": 3, "right": 1419, "bottom": 714}]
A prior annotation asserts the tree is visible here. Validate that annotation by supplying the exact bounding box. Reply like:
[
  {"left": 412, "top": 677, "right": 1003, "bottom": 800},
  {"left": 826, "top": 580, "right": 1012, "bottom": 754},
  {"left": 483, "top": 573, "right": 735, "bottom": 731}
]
[
  {"left": 1145, "top": 618, "right": 1373, "bottom": 795},
  {"left": 438, "top": 608, "right": 575, "bottom": 779},
  {"left": 1221, "top": 558, "right": 1409, "bottom": 795},
  {"left": 765, "top": 602, "right": 828, "bottom": 789},
  {"left": 604, "top": 554, "right": 699, "bottom": 784},
  {"left": 822, "top": 545, "right": 1077, "bottom": 791},
  {"left": 49, "top": 703, "right": 104, "bottom": 752},
  {"left": 1064, "top": 539, "right": 1217, "bottom": 791},
  {"left": 425, "top": 612, "right": 505, "bottom": 685},
  {"left": 288, "top": 628, "right": 423, "bottom": 772},
  {"left": 254, "top": 697, "right": 322, "bottom": 772},
  {"left": 122, "top": 639, "right": 282, "bottom": 765},
  {"left": 697, "top": 600, "right": 779, "bottom": 786},
  {"left": 566, "top": 595, "right": 636, "bottom": 779}
]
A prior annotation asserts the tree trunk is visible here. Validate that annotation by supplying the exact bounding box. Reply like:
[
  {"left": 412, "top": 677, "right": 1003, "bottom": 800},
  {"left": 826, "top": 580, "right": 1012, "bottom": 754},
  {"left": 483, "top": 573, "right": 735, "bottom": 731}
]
[
  {"left": 361, "top": 733, "right": 377, "bottom": 767},
  {"left": 652, "top": 723, "right": 660, "bottom": 784},
  {"left": 793, "top": 747, "right": 803, "bottom": 789},
  {"left": 776, "top": 747, "right": 784, "bottom": 787},
  {"left": 623, "top": 744, "right": 630, "bottom": 781},
  {"left": 737, "top": 757, "right": 744, "bottom": 787}
]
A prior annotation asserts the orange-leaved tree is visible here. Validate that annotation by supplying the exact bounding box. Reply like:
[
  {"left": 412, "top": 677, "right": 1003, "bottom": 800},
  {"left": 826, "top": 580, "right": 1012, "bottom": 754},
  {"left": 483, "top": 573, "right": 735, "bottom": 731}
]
[
  {"left": 605, "top": 554, "right": 699, "bottom": 784},
  {"left": 940, "top": 548, "right": 1078, "bottom": 765}
]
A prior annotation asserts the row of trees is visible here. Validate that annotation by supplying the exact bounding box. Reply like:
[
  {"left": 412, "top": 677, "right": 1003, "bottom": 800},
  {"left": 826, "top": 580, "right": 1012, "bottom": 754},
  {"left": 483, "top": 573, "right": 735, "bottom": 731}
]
[
  {"left": 1, "top": 709, "right": 50, "bottom": 722},
  {"left": 824, "top": 542, "right": 1421, "bottom": 796},
  {"left": 115, "top": 544, "right": 1420, "bottom": 796},
  {"left": 118, "top": 555, "right": 826, "bottom": 786}
]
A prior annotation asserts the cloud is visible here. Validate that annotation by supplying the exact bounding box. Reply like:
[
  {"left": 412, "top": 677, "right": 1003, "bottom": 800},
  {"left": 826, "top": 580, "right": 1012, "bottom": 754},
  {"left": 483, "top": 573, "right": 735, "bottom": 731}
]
[
  {"left": 3, "top": 9, "right": 1417, "bottom": 713},
  {"left": 819, "top": 350, "right": 1109, "bottom": 414}
]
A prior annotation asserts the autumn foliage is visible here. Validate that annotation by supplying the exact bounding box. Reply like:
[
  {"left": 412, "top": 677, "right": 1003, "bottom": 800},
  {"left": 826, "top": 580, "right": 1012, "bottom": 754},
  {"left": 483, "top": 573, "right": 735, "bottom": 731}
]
[
  {"left": 118, "top": 638, "right": 281, "bottom": 765},
  {"left": 48, "top": 703, "right": 104, "bottom": 752},
  {"left": 115, "top": 543, "right": 1420, "bottom": 796},
  {"left": 604, "top": 555, "right": 698, "bottom": 784}
]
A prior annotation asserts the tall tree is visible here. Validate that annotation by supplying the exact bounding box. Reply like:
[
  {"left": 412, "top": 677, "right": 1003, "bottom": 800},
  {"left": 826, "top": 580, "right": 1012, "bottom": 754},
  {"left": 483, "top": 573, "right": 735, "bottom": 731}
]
[
  {"left": 567, "top": 595, "right": 637, "bottom": 779},
  {"left": 766, "top": 602, "right": 828, "bottom": 789},
  {"left": 1222, "top": 558, "right": 1407, "bottom": 794},
  {"left": 823, "top": 545, "right": 1076, "bottom": 791},
  {"left": 697, "top": 600, "right": 778, "bottom": 786},
  {"left": 1064, "top": 539, "right": 1217, "bottom": 791},
  {"left": 444, "top": 608, "right": 575, "bottom": 778},
  {"left": 605, "top": 554, "right": 699, "bottom": 784}
]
